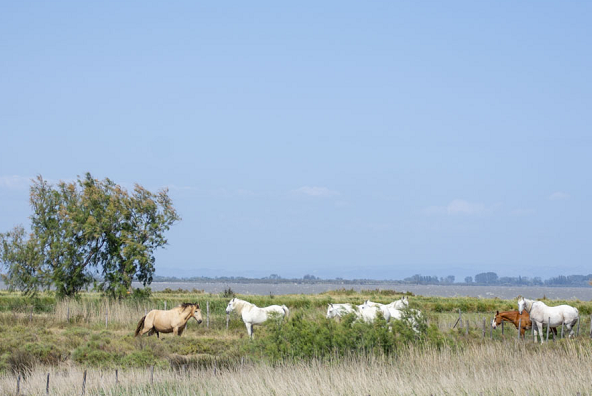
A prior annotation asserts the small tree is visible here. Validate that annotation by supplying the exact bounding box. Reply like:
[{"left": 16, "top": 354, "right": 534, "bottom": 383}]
[{"left": 0, "top": 173, "right": 181, "bottom": 298}]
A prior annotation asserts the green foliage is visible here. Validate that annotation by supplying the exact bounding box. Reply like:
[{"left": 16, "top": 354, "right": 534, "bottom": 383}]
[
  {"left": 0, "top": 173, "right": 180, "bottom": 298},
  {"left": 247, "top": 309, "right": 434, "bottom": 362}
]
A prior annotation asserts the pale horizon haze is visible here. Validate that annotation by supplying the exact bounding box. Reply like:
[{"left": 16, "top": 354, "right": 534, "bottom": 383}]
[{"left": 1, "top": 2, "right": 591, "bottom": 281}]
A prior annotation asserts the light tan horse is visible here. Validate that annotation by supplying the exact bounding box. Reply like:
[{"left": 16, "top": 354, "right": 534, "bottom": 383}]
[{"left": 135, "top": 302, "right": 203, "bottom": 338}]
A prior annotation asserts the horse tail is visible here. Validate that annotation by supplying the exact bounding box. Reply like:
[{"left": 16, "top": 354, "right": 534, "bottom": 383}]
[
  {"left": 282, "top": 305, "right": 290, "bottom": 318},
  {"left": 135, "top": 316, "right": 146, "bottom": 337}
]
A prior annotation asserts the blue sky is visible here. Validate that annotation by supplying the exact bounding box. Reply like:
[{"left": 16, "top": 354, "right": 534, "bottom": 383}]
[{"left": 1, "top": 1, "right": 591, "bottom": 280}]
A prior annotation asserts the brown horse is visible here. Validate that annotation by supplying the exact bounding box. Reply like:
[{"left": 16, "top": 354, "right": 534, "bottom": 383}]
[
  {"left": 492, "top": 310, "right": 557, "bottom": 339},
  {"left": 135, "top": 302, "right": 203, "bottom": 338}
]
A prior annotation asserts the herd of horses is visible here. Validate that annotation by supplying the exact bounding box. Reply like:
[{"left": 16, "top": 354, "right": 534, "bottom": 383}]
[{"left": 134, "top": 296, "right": 580, "bottom": 343}]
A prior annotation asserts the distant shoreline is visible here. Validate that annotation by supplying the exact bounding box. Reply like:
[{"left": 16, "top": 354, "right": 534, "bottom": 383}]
[{"left": 134, "top": 281, "right": 592, "bottom": 300}]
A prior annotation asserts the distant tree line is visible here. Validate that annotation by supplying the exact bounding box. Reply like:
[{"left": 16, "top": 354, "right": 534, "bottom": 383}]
[
  {"left": 405, "top": 272, "right": 592, "bottom": 287},
  {"left": 151, "top": 272, "right": 592, "bottom": 287}
]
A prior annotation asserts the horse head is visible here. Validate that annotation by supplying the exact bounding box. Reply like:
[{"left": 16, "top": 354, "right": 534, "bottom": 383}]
[
  {"left": 326, "top": 303, "right": 336, "bottom": 319},
  {"left": 492, "top": 310, "right": 500, "bottom": 329},
  {"left": 193, "top": 302, "right": 203, "bottom": 324},
  {"left": 226, "top": 298, "right": 236, "bottom": 314},
  {"left": 517, "top": 297, "right": 525, "bottom": 314}
]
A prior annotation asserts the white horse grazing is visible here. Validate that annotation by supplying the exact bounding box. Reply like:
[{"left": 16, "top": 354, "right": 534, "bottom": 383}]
[
  {"left": 358, "top": 304, "right": 391, "bottom": 323},
  {"left": 518, "top": 297, "right": 579, "bottom": 343},
  {"left": 362, "top": 298, "right": 421, "bottom": 333},
  {"left": 226, "top": 298, "right": 289, "bottom": 338},
  {"left": 326, "top": 303, "right": 358, "bottom": 319}
]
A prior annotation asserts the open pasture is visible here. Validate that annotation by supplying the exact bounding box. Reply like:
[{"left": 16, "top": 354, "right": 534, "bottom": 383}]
[{"left": 0, "top": 289, "right": 591, "bottom": 395}]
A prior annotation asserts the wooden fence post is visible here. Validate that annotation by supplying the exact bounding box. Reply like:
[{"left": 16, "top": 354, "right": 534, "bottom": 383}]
[
  {"left": 501, "top": 320, "right": 504, "bottom": 336},
  {"left": 105, "top": 309, "right": 108, "bottom": 328},
  {"left": 164, "top": 301, "right": 167, "bottom": 310},
  {"left": 490, "top": 315, "right": 493, "bottom": 339},
  {"left": 46, "top": 372, "right": 50, "bottom": 395},
  {"left": 207, "top": 301, "right": 210, "bottom": 328},
  {"left": 561, "top": 322, "right": 564, "bottom": 339},
  {"left": 16, "top": 374, "right": 20, "bottom": 396},
  {"left": 589, "top": 315, "right": 592, "bottom": 338},
  {"left": 226, "top": 313, "right": 230, "bottom": 330},
  {"left": 115, "top": 369, "right": 118, "bottom": 385},
  {"left": 518, "top": 319, "right": 521, "bottom": 340},
  {"left": 67, "top": 305, "right": 70, "bottom": 323},
  {"left": 482, "top": 317, "right": 486, "bottom": 338},
  {"left": 81, "top": 370, "right": 87, "bottom": 396},
  {"left": 465, "top": 319, "right": 469, "bottom": 336}
]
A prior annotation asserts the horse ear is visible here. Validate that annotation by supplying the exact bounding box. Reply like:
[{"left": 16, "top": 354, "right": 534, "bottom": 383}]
[{"left": 496, "top": 310, "right": 499, "bottom": 315}]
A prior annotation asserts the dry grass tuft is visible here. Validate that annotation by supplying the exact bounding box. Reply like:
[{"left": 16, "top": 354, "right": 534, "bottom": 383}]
[{"left": 2, "top": 341, "right": 591, "bottom": 395}]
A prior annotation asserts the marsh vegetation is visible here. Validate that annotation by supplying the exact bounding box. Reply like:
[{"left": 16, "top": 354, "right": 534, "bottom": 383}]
[{"left": 1, "top": 289, "right": 591, "bottom": 395}]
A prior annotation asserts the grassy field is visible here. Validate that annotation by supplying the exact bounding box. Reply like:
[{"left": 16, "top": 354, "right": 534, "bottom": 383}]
[{"left": 1, "top": 288, "right": 591, "bottom": 395}]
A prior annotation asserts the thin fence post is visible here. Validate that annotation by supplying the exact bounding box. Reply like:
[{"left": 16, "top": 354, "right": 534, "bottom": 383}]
[
  {"left": 518, "top": 319, "right": 521, "bottom": 340},
  {"left": 81, "top": 370, "right": 87, "bottom": 396},
  {"left": 589, "top": 315, "right": 592, "bottom": 338},
  {"left": 115, "top": 369, "right": 118, "bottom": 385},
  {"left": 482, "top": 317, "right": 486, "bottom": 338},
  {"left": 207, "top": 301, "right": 210, "bottom": 328},
  {"left": 150, "top": 365, "right": 154, "bottom": 384},
  {"left": 465, "top": 319, "right": 469, "bottom": 336},
  {"left": 164, "top": 301, "right": 167, "bottom": 310},
  {"left": 561, "top": 322, "right": 564, "bottom": 339},
  {"left": 46, "top": 372, "right": 50, "bottom": 395},
  {"left": 576, "top": 316, "right": 580, "bottom": 337},
  {"left": 30, "top": 306, "right": 33, "bottom": 323},
  {"left": 105, "top": 308, "right": 108, "bottom": 328},
  {"left": 501, "top": 320, "right": 504, "bottom": 336},
  {"left": 490, "top": 315, "right": 493, "bottom": 339},
  {"left": 16, "top": 374, "right": 20, "bottom": 396},
  {"left": 226, "top": 313, "right": 230, "bottom": 330},
  {"left": 67, "top": 305, "right": 70, "bottom": 323}
]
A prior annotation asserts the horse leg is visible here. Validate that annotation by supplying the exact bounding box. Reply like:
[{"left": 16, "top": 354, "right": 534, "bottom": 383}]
[
  {"left": 173, "top": 327, "right": 179, "bottom": 336},
  {"left": 246, "top": 323, "right": 253, "bottom": 339},
  {"left": 536, "top": 322, "right": 543, "bottom": 344}
]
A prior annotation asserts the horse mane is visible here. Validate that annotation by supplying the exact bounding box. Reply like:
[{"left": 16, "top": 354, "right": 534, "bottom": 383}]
[
  {"left": 231, "top": 298, "right": 253, "bottom": 315},
  {"left": 178, "top": 302, "right": 199, "bottom": 312}
]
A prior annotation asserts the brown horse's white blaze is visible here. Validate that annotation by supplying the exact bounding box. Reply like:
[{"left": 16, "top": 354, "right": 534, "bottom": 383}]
[{"left": 135, "top": 302, "right": 203, "bottom": 338}]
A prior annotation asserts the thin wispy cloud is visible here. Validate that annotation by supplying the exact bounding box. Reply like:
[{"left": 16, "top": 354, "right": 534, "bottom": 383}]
[
  {"left": 548, "top": 191, "right": 570, "bottom": 201},
  {"left": 424, "top": 199, "right": 496, "bottom": 216},
  {"left": 292, "top": 186, "right": 340, "bottom": 198},
  {"left": 0, "top": 175, "right": 31, "bottom": 190}
]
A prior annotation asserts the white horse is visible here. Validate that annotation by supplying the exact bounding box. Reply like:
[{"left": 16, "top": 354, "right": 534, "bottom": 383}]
[
  {"left": 226, "top": 298, "right": 289, "bottom": 338},
  {"left": 518, "top": 297, "right": 579, "bottom": 343},
  {"left": 364, "top": 296, "right": 409, "bottom": 311},
  {"left": 362, "top": 298, "right": 421, "bottom": 333},
  {"left": 358, "top": 304, "right": 391, "bottom": 323},
  {"left": 326, "top": 303, "right": 358, "bottom": 319}
]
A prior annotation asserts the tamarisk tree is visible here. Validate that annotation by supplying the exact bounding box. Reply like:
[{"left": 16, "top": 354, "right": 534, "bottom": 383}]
[{"left": 0, "top": 173, "right": 180, "bottom": 298}]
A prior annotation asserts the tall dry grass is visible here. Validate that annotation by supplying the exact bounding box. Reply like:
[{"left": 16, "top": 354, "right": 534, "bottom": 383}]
[{"left": 3, "top": 341, "right": 591, "bottom": 395}]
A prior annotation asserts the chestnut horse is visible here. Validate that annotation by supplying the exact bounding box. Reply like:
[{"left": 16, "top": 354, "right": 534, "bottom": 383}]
[
  {"left": 135, "top": 302, "right": 203, "bottom": 338},
  {"left": 492, "top": 310, "right": 532, "bottom": 338}
]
